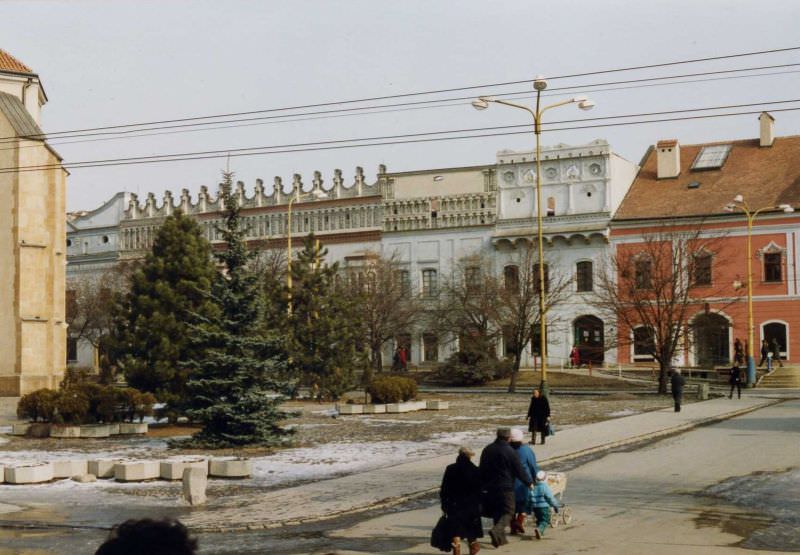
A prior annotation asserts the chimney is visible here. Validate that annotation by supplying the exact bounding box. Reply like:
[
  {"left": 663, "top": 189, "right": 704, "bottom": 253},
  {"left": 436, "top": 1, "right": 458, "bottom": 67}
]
[
  {"left": 656, "top": 139, "right": 680, "bottom": 179},
  {"left": 759, "top": 112, "right": 775, "bottom": 147}
]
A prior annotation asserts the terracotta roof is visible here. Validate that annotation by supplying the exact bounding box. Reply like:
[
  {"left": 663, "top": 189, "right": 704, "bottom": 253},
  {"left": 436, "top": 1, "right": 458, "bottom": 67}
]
[
  {"left": 613, "top": 135, "right": 800, "bottom": 221},
  {"left": 0, "top": 49, "right": 33, "bottom": 74}
]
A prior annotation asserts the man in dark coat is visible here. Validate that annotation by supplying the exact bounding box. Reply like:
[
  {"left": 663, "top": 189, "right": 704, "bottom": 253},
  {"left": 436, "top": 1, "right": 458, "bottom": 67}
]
[
  {"left": 526, "top": 389, "right": 551, "bottom": 445},
  {"left": 670, "top": 368, "right": 685, "bottom": 412},
  {"left": 440, "top": 447, "right": 483, "bottom": 555},
  {"left": 479, "top": 428, "right": 532, "bottom": 548},
  {"left": 728, "top": 364, "right": 743, "bottom": 399}
]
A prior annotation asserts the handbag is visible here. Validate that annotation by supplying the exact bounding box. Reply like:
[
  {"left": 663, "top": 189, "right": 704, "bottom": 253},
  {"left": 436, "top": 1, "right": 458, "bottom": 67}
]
[
  {"left": 546, "top": 422, "right": 555, "bottom": 437},
  {"left": 430, "top": 514, "right": 452, "bottom": 552}
]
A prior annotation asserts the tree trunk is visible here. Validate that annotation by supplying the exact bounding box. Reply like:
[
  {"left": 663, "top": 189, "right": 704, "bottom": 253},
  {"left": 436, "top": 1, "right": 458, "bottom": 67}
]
[
  {"left": 372, "top": 346, "right": 383, "bottom": 373},
  {"left": 507, "top": 353, "right": 523, "bottom": 393},
  {"left": 658, "top": 362, "right": 669, "bottom": 395}
]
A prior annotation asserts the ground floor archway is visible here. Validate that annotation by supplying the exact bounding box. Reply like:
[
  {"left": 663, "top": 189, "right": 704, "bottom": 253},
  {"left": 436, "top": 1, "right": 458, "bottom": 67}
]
[
  {"left": 692, "top": 313, "right": 730, "bottom": 366},
  {"left": 573, "top": 315, "right": 604, "bottom": 365}
]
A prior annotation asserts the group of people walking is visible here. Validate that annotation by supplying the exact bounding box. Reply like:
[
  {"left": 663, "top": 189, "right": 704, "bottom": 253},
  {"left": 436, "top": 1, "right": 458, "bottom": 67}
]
[{"left": 437, "top": 389, "right": 558, "bottom": 554}]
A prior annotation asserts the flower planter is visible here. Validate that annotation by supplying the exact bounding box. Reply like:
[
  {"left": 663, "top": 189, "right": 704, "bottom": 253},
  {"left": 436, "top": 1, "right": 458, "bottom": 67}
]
[
  {"left": 50, "top": 425, "right": 81, "bottom": 438},
  {"left": 336, "top": 404, "right": 364, "bottom": 415},
  {"left": 363, "top": 404, "right": 387, "bottom": 414},
  {"left": 5, "top": 462, "right": 54, "bottom": 484},
  {"left": 52, "top": 460, "right": 88, "bottom": 479},
  {"left": 386, "top": 402, "right": 416, "bottom": 413},
  {"left": 88, "top": 458, "right": 127, "bottom": 479},
  {"left": 426, "top": 400, "right": 449, "bottom": 410},
  {"left": 160, "top": 458, "right": 208, "bottom": 480},
  {"left": 10, "top": 423, "right": 31, "bottom": 436},
  {"left": 79, "top": 425, "right": 111, "bottom": 438},
  {"left": 107, "top": 423, "right": 121, "bottom": 435},
  {"left": 208, "top": 458, "right": 252, "bottom": 478},
  {"left": 114, "top": 460, "right": 160, "bottom": 482},
  {"left": 118, "top": 422, "right": 148, "bottom": 435}
]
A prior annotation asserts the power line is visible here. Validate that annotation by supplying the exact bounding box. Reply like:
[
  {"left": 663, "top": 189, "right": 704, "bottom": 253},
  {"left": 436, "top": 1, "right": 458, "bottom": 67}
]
[
  {"left": 4, "top": 104, "right": 799, "bottom": 174},
  {"left": 3, "top": 45, "right": 799, "bottom": 143}
]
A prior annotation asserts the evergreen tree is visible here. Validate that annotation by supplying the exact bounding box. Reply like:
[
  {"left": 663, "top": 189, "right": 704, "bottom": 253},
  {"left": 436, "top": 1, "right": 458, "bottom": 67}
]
[
  {"left": 182, "top": 171, "right": 292, "bottom": 447},
  {"left": 106, "top": 211, "right": 217, "bottom": 412},
  {"left": 288, "top": 235, "right": 365, "bottom": 400}
]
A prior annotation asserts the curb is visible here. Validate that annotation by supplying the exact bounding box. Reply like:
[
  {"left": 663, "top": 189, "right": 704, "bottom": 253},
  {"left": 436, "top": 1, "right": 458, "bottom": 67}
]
[{"left": 196, "top": 399, "right": 781, "bottom": 533}]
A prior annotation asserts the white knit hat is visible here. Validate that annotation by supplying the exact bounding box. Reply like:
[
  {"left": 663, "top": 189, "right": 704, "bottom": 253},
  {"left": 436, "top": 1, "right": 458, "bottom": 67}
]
[
  {"left": 510, "top": 428, "right": 524, "bottom": 442},
  {"left": 536, "top": 470, "right": 547, "bottom": 481}
]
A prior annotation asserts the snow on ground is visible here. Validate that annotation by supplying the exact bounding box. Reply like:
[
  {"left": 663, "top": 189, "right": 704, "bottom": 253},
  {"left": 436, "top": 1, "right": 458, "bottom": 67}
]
[{"left": 608, "top": 409, "right": 638, "bottom": 417}]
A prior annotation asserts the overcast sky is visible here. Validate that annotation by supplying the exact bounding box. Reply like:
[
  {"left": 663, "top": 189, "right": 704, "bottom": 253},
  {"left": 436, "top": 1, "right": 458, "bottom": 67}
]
[{"left": 2, "top": 0, "right": 799, "bottom": 211}]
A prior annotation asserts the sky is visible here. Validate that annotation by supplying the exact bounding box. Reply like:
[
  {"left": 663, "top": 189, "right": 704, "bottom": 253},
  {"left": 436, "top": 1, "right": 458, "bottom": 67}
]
[{"left": 1, "top": 0, "right": 799, "bottom": 211}]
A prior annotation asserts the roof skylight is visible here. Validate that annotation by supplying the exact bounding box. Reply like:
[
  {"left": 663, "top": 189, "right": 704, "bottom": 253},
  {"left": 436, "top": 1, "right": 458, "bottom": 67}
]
[{"left": 691, "top": 144, "right": 732, "bottom": 171}]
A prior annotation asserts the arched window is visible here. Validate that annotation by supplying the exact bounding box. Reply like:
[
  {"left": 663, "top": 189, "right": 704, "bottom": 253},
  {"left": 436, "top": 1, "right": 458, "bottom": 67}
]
[
  {"left": 504, "top": 265, "right": 519, "bottom": 292},
  {"left": 576, "top": 261, "right": 593, "bottom": 292},
  {"left": 691, "top": 252, "right": 713, "bottom": 286},
  {"left": 762, "top": 321, "right": 788, "bottom": 360},
  {"left": 423, "top": 333, "right": 439, "bottom": 362}
]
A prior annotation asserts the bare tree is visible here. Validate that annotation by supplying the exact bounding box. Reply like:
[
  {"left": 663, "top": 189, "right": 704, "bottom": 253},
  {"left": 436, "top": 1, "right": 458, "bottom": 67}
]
[
  {"left": 495, "top": 245, "right": 571, "bottom": 392},
  {"left": 594, "top": 224, "right": 736, "bottom": 393}
]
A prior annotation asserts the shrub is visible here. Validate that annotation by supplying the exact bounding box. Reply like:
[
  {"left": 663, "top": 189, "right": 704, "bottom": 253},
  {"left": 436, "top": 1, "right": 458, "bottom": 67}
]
[
  {"left": 17, "top": 389, "right": 59, "bottom": 422},
  {"left": 432, "top": 350, "right": 514, "bottom": 386},
  {"left": 367, "top": 375, "right": 418, "bottom": 404},
  {"left": 117, "top": 388, "right": 156, "bottom": 422},
  {"left": 53, "top": 389, "right": 90, "bottom": 424}
]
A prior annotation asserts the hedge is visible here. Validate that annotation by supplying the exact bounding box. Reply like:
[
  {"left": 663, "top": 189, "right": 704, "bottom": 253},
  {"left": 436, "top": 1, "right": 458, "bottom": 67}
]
[{"left": 367, "top": 375, "right": 418, "bottom": 404}]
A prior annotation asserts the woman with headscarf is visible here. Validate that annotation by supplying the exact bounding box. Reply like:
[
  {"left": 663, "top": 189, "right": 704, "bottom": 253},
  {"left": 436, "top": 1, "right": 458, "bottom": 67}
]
[
  {"left": 439, "top": 446, "right": 484, "bottom": 555},
  {"left": 509, "top": 428, "right": 539, "bottom": 535}
]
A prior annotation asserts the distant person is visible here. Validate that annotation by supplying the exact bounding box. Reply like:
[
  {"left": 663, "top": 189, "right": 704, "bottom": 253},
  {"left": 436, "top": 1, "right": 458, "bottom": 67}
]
[
  {"left": 392, "top": 346, "right": 402, "bottom": 371},
  {"left": 439, "top": 446, "right": 483, "bottom": 555},
  {"left": 479, "top": 428, "right": 533, "bottom": 548},
  {"left": 771, "top": 338, "right": 784, "bottom": 368},
  {"left": 569, "top": 345, "right": 580, "bottom": 368},
  {"left": 758, "top": 339, "right": 769, "bottom": 367},
  {"left": 95, "top": 518, "right": 198, "bottom": 555},
  {"left": 733, "top": 338, "right": 745, "bottom": 366},
  {"left": 509, "top": 428, "right": 539, "bottom": 535},
  {"left": 526, "top": 388, "right": 551, "bottom": 445},
  {"left": 399, "top": 346, "right": 408, "bottom": 370},
  {"left": 670, "top": 368, "right": 685, "bottom": 412},
  {"left": 527, "top": 470, "right": 562, "bottom": 540},
  {"left": 728, "top": 364, "right": 743, "bottom": 399}
]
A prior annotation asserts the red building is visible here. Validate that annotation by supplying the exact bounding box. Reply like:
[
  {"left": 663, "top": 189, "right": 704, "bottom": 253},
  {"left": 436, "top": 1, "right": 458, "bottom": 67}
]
[{"left": 610, "top": 113, "right": 800, "bottom": 375}]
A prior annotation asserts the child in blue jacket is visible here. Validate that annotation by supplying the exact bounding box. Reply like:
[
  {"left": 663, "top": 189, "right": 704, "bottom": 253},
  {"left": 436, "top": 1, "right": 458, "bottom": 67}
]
[{"left": 527, "top": 470, "right": 561, "bottom": 538}]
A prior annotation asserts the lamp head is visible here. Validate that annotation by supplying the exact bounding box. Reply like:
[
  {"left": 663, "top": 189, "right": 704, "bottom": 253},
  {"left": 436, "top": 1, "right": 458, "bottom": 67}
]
[
  {"left": 471, "top": 97, "right": 490, "bottom": 111},
  {"left": 723, "top": 203, "right": 736, "bottom": 213},
  {"left": 577, "top": 99, "right": 596, "bottom": 111},
  {"left": 533, "top": 75, "right": 548, "bottom": 91},
  {"left": 571, "top": 95, "right": 588, "bottom": 103},
  {"left": 733, "top": 194, "right": 744, "bottom": 203},
  {"left": 779, "top": 204, "right": 794, "bottom": 213}
]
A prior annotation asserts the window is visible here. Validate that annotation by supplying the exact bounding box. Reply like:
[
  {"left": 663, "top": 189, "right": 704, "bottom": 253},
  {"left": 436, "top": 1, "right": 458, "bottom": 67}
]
[
  {"left": 576, "top": 261, "right": 593, "bottom": 292},
  {"left": 422, "top": 269, "right": 438, "bottom": 297},
  {"left": 764, "top": 253, "right": 782, "bottom": 282},
  {"left": 547, "top": 197, "right": 556, "bottom": 217},
  {"left": 395, "top": 270, "right": 411, "bottom": 296},
  {"left": 503, "top": 326, "right": 519, "bottom": 357},
  {"left": 634, "top": 258, "right": 652, "bottom": 289},
  {"left": 633, "top": 326, "right": 655, "bottom": 361},
  {"left": 691, "top": 144, "right": 732, "bottom": 170},
  {"left": 66, "top": 239, "right": 72, "bottom": 247},
  {"left": 504, "top": 265, "right": 519, "bottom": 292},
  {"left": 533, "top": 263, "right": 550, "bottom": 294},
  {"left": 691, "top": 253, "right": 712, "bottom": 286},
  {"left": 67, "top": 337, "right": 78, "bottom": 363},
  {"left": 102, "top": 235, "right": 109, "bottom": 244},
  {"left": 423, "top": 333, "right": 439, "bottom": 362},
  {"left": 465, "top": 266, "right": 481, "bottom": 294}
]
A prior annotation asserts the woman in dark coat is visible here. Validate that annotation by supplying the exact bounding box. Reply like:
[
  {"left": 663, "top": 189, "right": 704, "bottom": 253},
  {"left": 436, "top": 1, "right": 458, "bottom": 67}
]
[
  {"left": 526, "top": 389, "right": 550, "bottom": 445},
  {"left": 440, "top": 446, "right": 483, "bottom": 555}
]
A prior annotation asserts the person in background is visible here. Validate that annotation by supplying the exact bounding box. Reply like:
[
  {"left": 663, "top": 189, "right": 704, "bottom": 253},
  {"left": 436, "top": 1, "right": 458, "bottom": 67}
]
[
  {"left": 733, "top": 338, "right": 744, "bottom": 366},
  {"left": 439, "top": 446, "right": 483, "bottom": 555},
  {"left": 95, "top": 518, "right": 198, "bottom": 555},
  {"left": 759, "top": 339, "right": 769, "bottom": 367},
  {"left": 728, "top": 363, "right": 743, "bottom": 399},
  {"left": 771, "top": 338, "right": 784, "bottom": 368},
  {"left": 670, "top": 367, "right": 685, "bottom": 412},
  {"left": 527, "top": 470, "right": 562, "bottom": 540},
  {"left": 526, "top": 389, "right": 551, "bottom": 445},
  {"left": 508, "top": 428, "right": 539, "bottom": 535}
]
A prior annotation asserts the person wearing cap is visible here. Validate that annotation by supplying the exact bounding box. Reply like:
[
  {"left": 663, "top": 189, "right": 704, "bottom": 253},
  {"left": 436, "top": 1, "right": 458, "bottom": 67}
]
[
  {"left": 670, "top": 367, "right": 685, "bottom": 412},
  {"left": 440, "top": 446, "right": 484, "bottom": 555},
  {"left": 508, "top": 428, "right": 539, "bottom": 535},
  {"left": 479, "top": 428, "right": 533, "bottom": 548},
  {"left": 527, "top": 470, "right": 561, "bottom": 539}
]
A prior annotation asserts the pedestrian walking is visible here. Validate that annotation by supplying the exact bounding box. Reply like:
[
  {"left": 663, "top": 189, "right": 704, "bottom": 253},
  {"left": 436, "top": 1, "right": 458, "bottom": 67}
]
[
  {"left": 509, "top": 428, "right": 539, "bottom": 536},
  {"left": 569, "top": 345, "right": 580, "bottom": 368},
  {"left": 771, "top": 338, "right": 784, "bottom": 368},
  {"left": 478, "top": 428, "right": 533, "bottom": 548},
  {"left": 526, "top": 389, "right": 551, "bottom": 445},
  {"left": 728, "top": 364, "right": 743, "bottom": 399},
  {"left": 670, "top": 367, "right": 685, "bottom": 412},
  {"left": 399, "top": 346, "right": 408, "bottom": 371},
  {"left": 95, "top": 518, "right": 198, "bottom": 555},
  {"left": 526, "top": 471, "right": 562, "bottom": 540},
  {"left": 758, "top": 339, "right": 769, "bottom": 367},
  {"left": 439, "top": 446, "right": 483, "bottom": 555},
  {"left": 734, "top": 338, "right": 745, "bottom": 366}
]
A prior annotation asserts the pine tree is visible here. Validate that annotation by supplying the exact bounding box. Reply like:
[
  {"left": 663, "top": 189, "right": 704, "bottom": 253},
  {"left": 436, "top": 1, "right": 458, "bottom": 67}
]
[
  {"left": 106, "top": 211, "right": 218, "bottom": 412},
  {"left": 288, "top": 235, "right": 365, "bottom": 400},
  {"left": 181, "top": 171, "right": 292, "bottom": 447}
]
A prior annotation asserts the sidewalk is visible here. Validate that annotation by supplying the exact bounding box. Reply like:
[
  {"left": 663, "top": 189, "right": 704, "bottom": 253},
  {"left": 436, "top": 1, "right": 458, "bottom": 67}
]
[{"left": 182, "top": 395, "right": 780, "bottom": 532}]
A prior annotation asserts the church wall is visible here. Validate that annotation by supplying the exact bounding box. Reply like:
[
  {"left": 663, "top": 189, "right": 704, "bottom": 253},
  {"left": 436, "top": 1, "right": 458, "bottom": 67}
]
[{"left": 0, "top": 116, "right": 19, "bottom": 394}]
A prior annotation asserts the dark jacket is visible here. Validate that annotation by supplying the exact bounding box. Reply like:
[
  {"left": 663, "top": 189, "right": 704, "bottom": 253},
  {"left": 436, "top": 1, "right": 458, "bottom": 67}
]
[
  {"left": 440, "top": 454, "right": 484, "bottom": 540},
  {"left": 671, "top": 372, "right": 685, "bottom": 396},
  {"left": 527, "top": 396, "right": 551, "bottom": 431},
  {"left": 729, "top": 366, "right": 743, "bottom": 385},
  {"left": 479, "top": 438, "right": 532, "bottom": 493}
]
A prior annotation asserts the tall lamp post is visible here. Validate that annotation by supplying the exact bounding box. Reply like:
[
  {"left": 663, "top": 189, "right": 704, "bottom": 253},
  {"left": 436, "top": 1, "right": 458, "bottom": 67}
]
[
  {"left": 724, "top": 195, "right": 794, "bottom": 386},
  {"left": 473, "top": 77, "right": 595, "bottom": 396},
  {"left": 287, "top": 188, "right": 328, "bottom": 314}
]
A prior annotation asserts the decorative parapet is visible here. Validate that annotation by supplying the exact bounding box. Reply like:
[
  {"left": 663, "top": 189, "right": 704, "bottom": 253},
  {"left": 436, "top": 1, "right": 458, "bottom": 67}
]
[{"left": 383, "top": 192, "right": 497, "bottom": 232}]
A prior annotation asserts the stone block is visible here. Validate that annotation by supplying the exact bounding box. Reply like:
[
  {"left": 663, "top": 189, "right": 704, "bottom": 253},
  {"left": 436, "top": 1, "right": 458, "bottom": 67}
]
[
  {"left": 71, "top": 473, "right": 97, "bottom": 483},
  {"left": 107, "top": 423, "right": 121, "bottom": 435},
  {"left": 80, "top": 425, "right": 111, "bottom": 438},
  {"left": 363, "top": 404, "right": 386, "bottom": 414},
  {"left": 337, "top": 404, "right": 363, "bottom": 415},
  {"left": 160, "top": 458, "right": 208, "bottom": 480},
  {"left": 426, "top": 400, "right": 449, "bottom": 410},
  {"left": 0, "top": 464, "right": 4, "bottom": 483},
  {"left": 696, "top": 383, "right": 710, "bottom": 400},
  {"left": 52, "top": 460, "right": 88, "bottom": 479},
  {"left": 11, "top": 423, "right": 31, "bottom": 436},
  {"left": 411, "top": 401, "right": 427, "bottom": 411},
  {"left": 88, "top": 458, "right": 127, "bottom": 479},
  {"left": 182, "top": 467, "right": 207, "bottom": 505},
  {"left": 27, "top": 423, "right": 52, "bottom": 438},
  {"left": 114, "top": 460, "right": 160, "bottom": 482},
  {"left": 119, "top": 422, "right": 148, "bottom": 435},
  {"left": 208, "top": 458, "right": 252, "bottom": 478},
  {"left": 50, "top": 425, "right": 81, "bottom": 438},
  {"left": 5, "top": 462, "right": 54, "bottom": 484},
  {"left": 386, "top": 402, "right": 415, "bottom": 413}
]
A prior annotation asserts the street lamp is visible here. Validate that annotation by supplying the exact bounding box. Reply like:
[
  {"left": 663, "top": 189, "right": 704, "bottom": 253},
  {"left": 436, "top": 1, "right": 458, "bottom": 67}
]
[
  {"left": 724, "top": 196, "right": 794, "bottom": 385},
  {"left": 287, "top": 188, "right": 328, "bottom": 314},
  {"left": 473, "top": 77, "right": 595, "bottom": 396}
]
